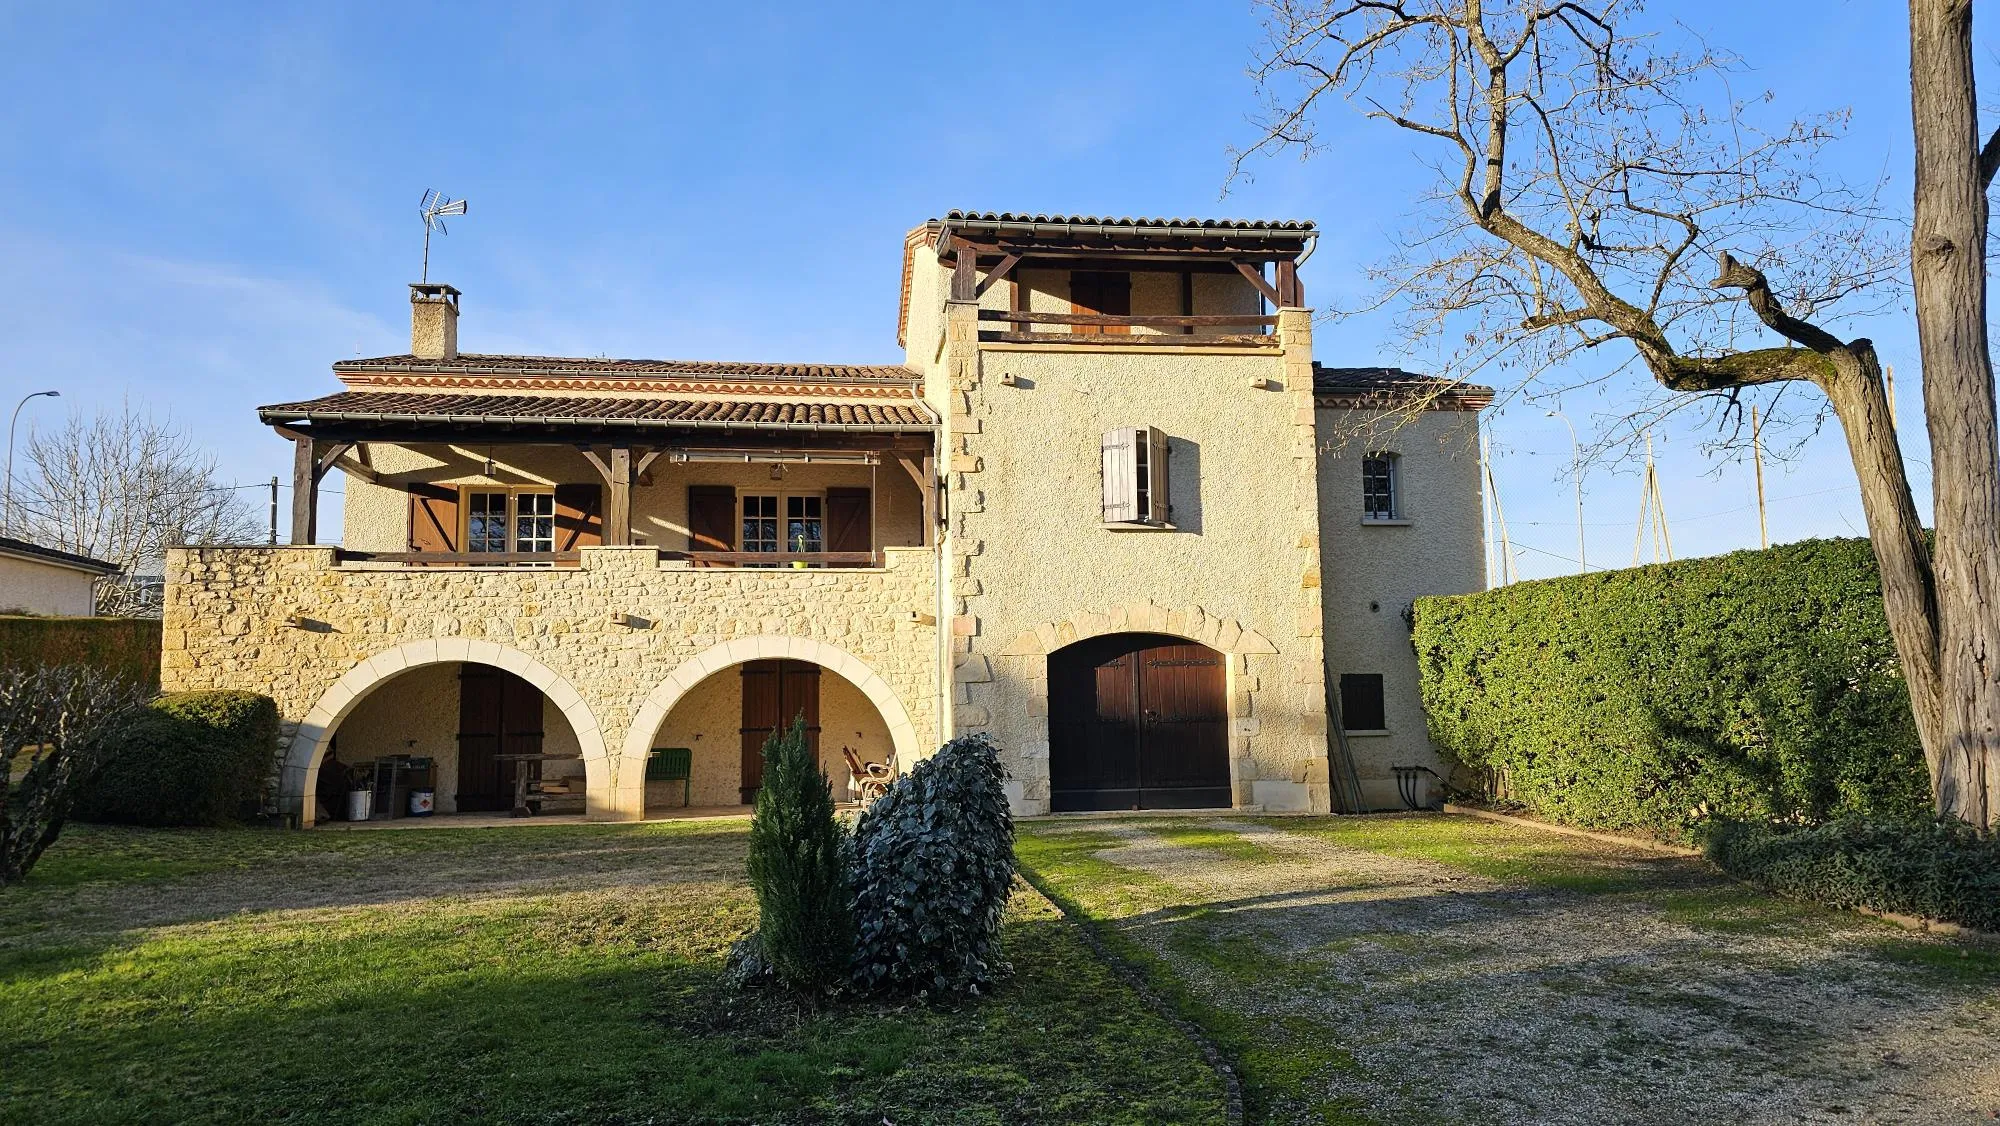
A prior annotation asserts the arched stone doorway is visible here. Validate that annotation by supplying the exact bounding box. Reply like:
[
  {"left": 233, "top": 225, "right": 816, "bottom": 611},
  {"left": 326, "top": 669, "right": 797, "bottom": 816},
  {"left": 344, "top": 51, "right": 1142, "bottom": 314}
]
[
  {"left": 613, "top": 635, "right": 920, "bottom": 819},
  {"left": 1047, "top": 632, "right": 1232, "bottom": 811},
  {"left": 283, "top": 639, "right": 610, "bottom": 826}
]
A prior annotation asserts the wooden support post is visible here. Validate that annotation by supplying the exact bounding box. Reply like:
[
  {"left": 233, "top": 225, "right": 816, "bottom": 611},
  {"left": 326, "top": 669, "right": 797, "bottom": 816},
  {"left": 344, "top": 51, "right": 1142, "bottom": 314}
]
[
  {"left": 952, "top": 240, "right": 978, "bottom": 301},
  {"left": 1276, "top": 259, "right": 1301, "bottom": 307},
  {"left": 290, "top": 434, "right": 318, "bottom": 545},
  {"left": 922, "top": 453, "right": 939, "bottom": 541},
  {"left": 607, "top": 446, "right": 632, "bottom": 546}
]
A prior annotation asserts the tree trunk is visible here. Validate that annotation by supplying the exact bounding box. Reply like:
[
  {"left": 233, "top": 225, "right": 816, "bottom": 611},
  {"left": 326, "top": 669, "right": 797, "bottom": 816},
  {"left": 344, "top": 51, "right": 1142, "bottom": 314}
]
[{"left": 1909, "top": 0, "right": 2000, "bottom": 827}]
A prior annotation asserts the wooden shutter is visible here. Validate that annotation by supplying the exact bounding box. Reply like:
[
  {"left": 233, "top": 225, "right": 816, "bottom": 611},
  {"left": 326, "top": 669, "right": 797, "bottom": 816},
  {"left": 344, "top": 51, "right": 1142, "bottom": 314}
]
[
  {"left": 1101, "top": 429, "right": 1140, "bottom": 523},
  {"left": 825, "top": 487, "right": 872, "bottom": 554},
  {"left": 1071, "top": 270, "right": 1132, "bottom": 335},
  {"left": 1145, "top": 426, "right": 1171, "bottom": 525},
  {"left": 687, "top": 485, "right": 736, "bottom": 559},
  {"left": 408, "top": 483, "right": 459, "bottom": 552},
  {"left": 553, "top": 483, "right": 602, "bottom": 550}
]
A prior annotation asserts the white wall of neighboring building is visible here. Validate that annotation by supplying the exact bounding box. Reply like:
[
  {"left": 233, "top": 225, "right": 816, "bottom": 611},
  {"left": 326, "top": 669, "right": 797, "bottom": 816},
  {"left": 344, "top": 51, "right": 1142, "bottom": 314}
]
[{"left": 0, "top": 553, "right": 99, "bottom": 617}]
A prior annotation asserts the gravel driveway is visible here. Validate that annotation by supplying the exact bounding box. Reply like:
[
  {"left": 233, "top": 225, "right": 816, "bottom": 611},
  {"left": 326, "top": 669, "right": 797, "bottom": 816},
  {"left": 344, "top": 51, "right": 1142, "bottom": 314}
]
[{"left": 1018, "top": 813, "right": 2000, "bottom": 1126}]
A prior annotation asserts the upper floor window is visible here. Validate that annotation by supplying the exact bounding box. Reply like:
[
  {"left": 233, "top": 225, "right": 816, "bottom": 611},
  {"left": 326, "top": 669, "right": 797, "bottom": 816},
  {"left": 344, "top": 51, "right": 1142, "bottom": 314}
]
[
  {"left": 1071, "top": 270, "right": 1132, "bottom": 336},
  {"left": 466, "top": 488, "right": 555, "bottom": 553},
  {"left": 1102, "top": 426, "right": 1172, "bottom": 527},
  {"left": 1362, "top": 454, "right": 1399, "bottom": 521}
]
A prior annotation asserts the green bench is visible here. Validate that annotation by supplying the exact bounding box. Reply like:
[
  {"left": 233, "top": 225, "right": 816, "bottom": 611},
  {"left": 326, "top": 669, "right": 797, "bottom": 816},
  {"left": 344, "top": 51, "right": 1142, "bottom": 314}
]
[{"left": 646, "top": 746, "right": 693, "bottom": 808}]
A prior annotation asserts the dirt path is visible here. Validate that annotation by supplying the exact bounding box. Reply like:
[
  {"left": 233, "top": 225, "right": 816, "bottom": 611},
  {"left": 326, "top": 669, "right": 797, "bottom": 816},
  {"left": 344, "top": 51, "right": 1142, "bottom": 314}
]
[{"left": 1025, "top": 815, "right": 2000, "bottom": 1126}]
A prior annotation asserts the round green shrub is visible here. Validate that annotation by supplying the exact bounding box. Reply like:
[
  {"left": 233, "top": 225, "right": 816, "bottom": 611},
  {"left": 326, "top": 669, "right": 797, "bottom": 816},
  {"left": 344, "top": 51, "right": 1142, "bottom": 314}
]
[
  {"left": 79, "top": 691, "right": 278, "bottom": 827},
  {"left": 849, "top": 733, "right": 1015, "bottom": 999}
]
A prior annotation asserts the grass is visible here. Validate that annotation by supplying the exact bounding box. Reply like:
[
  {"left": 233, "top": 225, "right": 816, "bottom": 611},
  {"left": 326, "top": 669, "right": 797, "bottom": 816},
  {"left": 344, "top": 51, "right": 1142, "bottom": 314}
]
[{"left": 0, "top": 820, "right": 1225, "bottom": 1125}]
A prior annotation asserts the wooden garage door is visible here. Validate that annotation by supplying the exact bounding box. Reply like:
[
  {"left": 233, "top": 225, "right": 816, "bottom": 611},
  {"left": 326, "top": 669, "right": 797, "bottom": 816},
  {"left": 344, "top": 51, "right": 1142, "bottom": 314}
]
[
  {"left": 1049, "top": 633, "right": 1229, "bottom": 811},
  {"left": 739, "top": 659, "right": 821, "bottom": 804}
]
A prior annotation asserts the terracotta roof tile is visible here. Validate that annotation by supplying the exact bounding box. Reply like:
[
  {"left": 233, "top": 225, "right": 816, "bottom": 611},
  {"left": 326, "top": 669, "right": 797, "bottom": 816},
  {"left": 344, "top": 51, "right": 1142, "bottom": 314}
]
[
  {"left": 942, "top": 211, "right": 1315, "bottom": 232},
  {"left": 331, "top": 354, "right": 920, "bottom": 385},
  {"left": 258, "top": 391, "right": 935, "bottom": 431}
]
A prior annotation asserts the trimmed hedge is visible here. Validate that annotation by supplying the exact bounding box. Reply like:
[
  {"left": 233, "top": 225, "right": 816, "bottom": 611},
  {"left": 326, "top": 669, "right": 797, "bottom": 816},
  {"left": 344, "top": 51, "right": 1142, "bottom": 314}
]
[
  {"left": 1705, "top": 816, "right": 2000, "bottom": 932},
  {"left": 79, "top": 691, "right": 278, "bottom": 826},
  {"left": 1414, "top": 538, "right": 1930, "bottom": 841},
  {"left": 0, "top": 615, "right": 160, "bottom": 688}
]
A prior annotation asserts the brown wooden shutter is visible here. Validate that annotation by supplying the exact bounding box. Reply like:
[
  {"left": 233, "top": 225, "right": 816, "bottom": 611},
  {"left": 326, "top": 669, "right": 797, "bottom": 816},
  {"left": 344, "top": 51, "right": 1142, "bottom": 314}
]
[
  {"left": 553, "top": 483, "right": 602, "bottom": 550},
  {"left": 408, "top": 483, "right": 459, "bottom": 552},
  {"left": 825, "top": 487, "right": 872, "bottom": 555},
  {"left": 1071, "top": 270, "right": 1132, "bottom": 335},
  {"left": 687, "top": 485, "right": 736, "bottom": 555},
  {"left": 1101, "top": 429, "right": 1139, "bottom": 523},
  {"left": 1145, "top": 426, "right": 1171, "bottom": 525}
]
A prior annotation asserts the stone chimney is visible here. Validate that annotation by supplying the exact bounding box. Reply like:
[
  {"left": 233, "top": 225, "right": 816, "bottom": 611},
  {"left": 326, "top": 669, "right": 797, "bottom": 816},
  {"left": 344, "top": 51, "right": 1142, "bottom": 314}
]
[{"left": 409, "top": 282, "right": 461, "bottom": 360}]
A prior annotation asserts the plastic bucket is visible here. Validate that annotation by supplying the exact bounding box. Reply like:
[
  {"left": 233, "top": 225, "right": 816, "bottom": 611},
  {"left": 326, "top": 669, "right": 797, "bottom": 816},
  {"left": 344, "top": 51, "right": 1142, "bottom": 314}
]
[
  {"left": 347, "top": 789, "right": 374, "bottom": 822},
  {"left": 408, "top": 789, "right": 435, "bottom": 817}
]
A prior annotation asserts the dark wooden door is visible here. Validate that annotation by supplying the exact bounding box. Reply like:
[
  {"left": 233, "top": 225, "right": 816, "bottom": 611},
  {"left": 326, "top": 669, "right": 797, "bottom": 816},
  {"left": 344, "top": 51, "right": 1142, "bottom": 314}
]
[
  {"left": 740, "top": 659, "right": 821, "bottom": 803},
  {"left": 1049, "top": 633, "right": 1229, "bottom": 811},
  {"left": 457, "top": 666, "right": 544, "bottom": 812}
]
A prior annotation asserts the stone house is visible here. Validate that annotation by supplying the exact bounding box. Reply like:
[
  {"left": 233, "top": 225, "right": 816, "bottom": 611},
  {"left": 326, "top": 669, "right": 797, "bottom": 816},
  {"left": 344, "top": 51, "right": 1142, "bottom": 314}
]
[{"left": 162, "top": 212, "right": 1489, "bottom": 825}]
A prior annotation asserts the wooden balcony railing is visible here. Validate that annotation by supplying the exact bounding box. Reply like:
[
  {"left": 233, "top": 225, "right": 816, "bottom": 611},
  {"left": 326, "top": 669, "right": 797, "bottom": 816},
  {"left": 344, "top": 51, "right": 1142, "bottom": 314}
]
[
  {"left": 977, "top": 309, "right": 1279, "bottom": 346},
  {"left": 333, "top": 549, "right": 885, "bottom": 569}
]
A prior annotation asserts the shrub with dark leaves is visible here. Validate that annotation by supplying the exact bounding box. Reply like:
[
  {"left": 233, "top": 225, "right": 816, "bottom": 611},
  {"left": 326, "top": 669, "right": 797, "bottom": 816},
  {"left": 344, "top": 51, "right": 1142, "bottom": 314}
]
[
  {"left": 737, "top": 716, "right": 853, "bottom": 997},
  {"left": 80, "top": 691, "right": 278, "bottom": 827},
  {"left": 1704, "top": 815, "right": 2000, "bottom": 932},
  {"left": 0, "top": 665, "right": 150, "bottom": 885},
  {"left": 850, "top": 733, "right": 1014, "bottom": 999}
]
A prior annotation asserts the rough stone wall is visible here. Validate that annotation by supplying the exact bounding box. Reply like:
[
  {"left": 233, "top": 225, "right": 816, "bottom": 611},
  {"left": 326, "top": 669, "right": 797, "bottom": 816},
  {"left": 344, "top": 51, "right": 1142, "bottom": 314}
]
[
  {"left": 162, "top": 543, "right": 938, "bottom": 820},
  {"left": 931, "top": 290, "right": 1332, "bottom": 815},
  {"left": 1316, "top": 405, "right": 1486, "bottom": 808}
]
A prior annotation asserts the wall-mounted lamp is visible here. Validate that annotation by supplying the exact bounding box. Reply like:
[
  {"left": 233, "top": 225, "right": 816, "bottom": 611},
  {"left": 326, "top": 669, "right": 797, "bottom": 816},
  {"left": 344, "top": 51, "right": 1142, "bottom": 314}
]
[
  {"left": 998, "top": 372, "right": 1020, "bottom": 387},
  {"left": 609, "top": 611, "right": 649, "bottom": 629},
  {"left": 769, "top": 463, "right": 785, "bottom": 481},
  {"left": 907, "top": 611, "right": 936, "bottom": 626}
]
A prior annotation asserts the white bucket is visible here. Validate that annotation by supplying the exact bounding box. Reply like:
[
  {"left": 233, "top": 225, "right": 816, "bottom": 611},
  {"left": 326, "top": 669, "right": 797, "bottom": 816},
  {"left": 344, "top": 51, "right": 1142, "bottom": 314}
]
[
  {"left": 408, "top": 789, "right": 435, "bottom": 817},
  {"left": 347, "top": 789, "right": 374, "bottom": 822}
]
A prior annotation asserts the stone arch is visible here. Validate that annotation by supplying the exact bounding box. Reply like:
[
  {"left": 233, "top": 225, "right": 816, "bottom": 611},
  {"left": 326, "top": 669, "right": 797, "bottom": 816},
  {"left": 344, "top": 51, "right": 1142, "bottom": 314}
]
[
  {"left": 283, "top": 638, "right": 610, "bottom": 827},
  {"left": 613, "top": 635, "right": 920, "bottom": 820},
  {"left": 997, "top": 600, "right": 1277, "bottom": 658}
]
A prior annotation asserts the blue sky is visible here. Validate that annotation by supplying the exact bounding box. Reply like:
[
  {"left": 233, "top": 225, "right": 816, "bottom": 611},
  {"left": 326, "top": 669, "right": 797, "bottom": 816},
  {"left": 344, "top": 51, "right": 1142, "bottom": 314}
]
[{"left": 0, "top": 1, "right": 1940, "bottom": 577}]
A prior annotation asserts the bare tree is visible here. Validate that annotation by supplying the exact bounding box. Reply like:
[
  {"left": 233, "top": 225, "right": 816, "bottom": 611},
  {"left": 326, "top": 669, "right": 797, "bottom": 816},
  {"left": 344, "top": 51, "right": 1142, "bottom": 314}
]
[
  {"left": 14, "top": 405, "right": 259, "bottom": 617},
  {"left": 1237, "top": 0, "right": 1993, "bottom": 825}
]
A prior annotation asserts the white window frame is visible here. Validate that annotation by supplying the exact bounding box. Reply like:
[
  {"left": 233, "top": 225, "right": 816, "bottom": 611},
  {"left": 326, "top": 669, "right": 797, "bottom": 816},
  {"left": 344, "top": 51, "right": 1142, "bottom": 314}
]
[
  {"left": 1361, "top": 453, "right": 1404, "bottom": 524},
  {"left": 740, "top": 492, "right": 826, "bottom": 557},
  {"left": 461, "top": 486, "right": 557, "bottom": 554}
]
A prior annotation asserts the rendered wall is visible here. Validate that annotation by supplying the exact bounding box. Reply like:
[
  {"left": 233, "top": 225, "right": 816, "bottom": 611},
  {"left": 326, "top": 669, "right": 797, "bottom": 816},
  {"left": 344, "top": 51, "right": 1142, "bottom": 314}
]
[
  {"left": 1315, "top": 406, "right": 1486, "bottom": 808},
  {"left": 0, "top": 555, "right": 98, "bottom": 617}
]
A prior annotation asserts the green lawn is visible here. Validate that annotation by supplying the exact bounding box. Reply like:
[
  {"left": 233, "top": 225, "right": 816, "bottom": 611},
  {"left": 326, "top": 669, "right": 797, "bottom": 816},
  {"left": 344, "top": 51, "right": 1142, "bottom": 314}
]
[{"left": 0, "top": 821, "right": 1224, "bottom": 1125}]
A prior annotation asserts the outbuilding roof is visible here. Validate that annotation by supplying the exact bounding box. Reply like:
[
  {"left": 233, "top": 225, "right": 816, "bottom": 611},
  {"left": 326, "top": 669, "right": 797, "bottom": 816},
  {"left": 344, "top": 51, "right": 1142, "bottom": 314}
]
[
  {"left": 1313, "top": 365, "right": 1494, "bottom": 405},
  {"left": 258, "top": 391, "right": 936, "bottom": 432},
  {"left": 0, "top": 535, "right": 118, "bottom": 575}
]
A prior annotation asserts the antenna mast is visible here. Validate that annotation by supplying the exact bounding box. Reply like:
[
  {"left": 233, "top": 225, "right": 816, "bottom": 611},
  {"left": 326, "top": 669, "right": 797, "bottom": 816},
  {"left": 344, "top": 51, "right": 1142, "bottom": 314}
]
[{"left": 418, "top": 189, "right": 469, "bottom": 282}]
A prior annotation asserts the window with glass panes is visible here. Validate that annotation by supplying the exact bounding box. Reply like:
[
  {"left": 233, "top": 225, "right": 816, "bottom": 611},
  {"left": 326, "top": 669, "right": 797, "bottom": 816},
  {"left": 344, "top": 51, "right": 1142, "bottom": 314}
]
[
  {"left": 1362, "top": 455, "right": 1397, "bottom": 520},
  {"left": 466, "top": 489, "right": 555, "bottom": 553},
  {"left": 742, "top": 495, "right": 780, "bottom": 553},
  {"left": 514, "top": 492, "right": 554, "bottom": 553},
  {"left": 466, "top": 492, "right": 510, "bottom": 553},
  {"left": 786, "top": 496, "right": 825, "bottom": 552}
]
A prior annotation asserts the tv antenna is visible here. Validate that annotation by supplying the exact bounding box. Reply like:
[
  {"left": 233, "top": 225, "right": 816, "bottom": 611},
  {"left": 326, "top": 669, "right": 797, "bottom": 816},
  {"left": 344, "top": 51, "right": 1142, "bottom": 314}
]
[{"left": 418, "top": 189, "right": 468, "bottom": 282}]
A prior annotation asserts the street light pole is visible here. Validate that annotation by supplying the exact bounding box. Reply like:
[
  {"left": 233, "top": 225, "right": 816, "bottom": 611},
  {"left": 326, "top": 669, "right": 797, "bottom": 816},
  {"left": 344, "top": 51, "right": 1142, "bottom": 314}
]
[
  {"left": 4, "top": 390, "right": 60, "bottom": 536},
  {"left": 1547, "top": 409, "right": 1586, "bottom": 573}
]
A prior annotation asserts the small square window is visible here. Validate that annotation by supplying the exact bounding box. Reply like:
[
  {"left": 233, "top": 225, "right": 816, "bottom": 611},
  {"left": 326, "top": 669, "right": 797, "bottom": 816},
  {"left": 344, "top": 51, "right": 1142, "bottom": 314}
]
[
  {"left": 1339, "top": 673, "right": 1386, "bottom": 732},
  {"left": 1362, "top": 454, "right": 1398, "bottom": 521}
]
